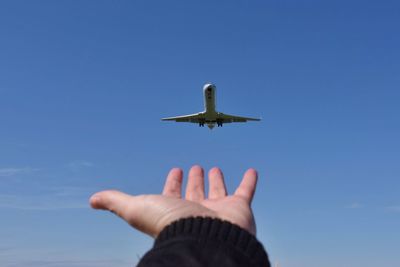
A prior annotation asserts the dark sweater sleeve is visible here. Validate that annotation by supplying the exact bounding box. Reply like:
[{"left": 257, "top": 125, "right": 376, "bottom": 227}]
[{"left": 137, "top": 217, "right": 270, "bottom": 267}]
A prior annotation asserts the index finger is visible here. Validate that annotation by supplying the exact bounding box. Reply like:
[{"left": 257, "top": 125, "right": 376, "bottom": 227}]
[{"left": 162, "top": 168, "right": 183, "bottom": 198}]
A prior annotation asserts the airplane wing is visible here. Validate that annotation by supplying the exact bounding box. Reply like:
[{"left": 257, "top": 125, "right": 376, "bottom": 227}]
[
  {"left": 218, "top": 113, "right": 261, "bottom": 123},
  {"left": 161, "top": 113, "right": 204, "bottom": 123}
]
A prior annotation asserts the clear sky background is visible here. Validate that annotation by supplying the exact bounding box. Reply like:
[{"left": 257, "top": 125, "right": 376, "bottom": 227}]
[{"left": 0, "top": 1, "right": 399, "bottom": 267}]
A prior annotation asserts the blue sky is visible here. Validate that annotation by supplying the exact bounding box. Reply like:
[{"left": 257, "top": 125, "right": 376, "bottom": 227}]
[{"left": 0, "top": 1, "right": 399, "bottom": 266}]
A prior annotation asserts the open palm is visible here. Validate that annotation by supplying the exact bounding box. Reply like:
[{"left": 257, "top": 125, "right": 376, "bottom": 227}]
[{"left": 90, "top": 165, "right": 258, "bottom": 237}]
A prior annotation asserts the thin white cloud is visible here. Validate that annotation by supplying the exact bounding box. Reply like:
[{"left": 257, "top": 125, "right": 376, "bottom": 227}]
[
  {"left": 0, "top": 246, "right": 14, "bottom": 253},
  {"left": 385, "top": 206, "right": 400, "bottom": 213},
  {"left": 67, "top": 161, "right": 94, "bottom": 171},
  {"left": 0, "top": 195, "right": 87, "bottom": 210},
  {"left": 2, "top": 259, "right": 131, "bottom": 267},
  {"left": 0, "top": 167, "right": 39, "bottom": 177},
  {"left": 346, "top": 202, "right": 363, "bottom": 209},
  {"left": 0, "top": 186, "right": 94, "bottom": 210}
]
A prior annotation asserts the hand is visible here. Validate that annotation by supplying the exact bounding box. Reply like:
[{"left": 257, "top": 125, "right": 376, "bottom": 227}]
[{"left": 90, "top": 165, "right": 258, "bottom": 237}]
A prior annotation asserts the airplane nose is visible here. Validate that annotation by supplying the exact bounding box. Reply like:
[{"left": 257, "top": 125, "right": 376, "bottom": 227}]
[{"left": 203, "top": 83, "right": 215, "bottom": 90}]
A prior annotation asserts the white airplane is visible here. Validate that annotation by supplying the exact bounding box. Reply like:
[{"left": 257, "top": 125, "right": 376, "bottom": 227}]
[{"left": 162, "top": 83, "right": 261, "bottom": 129}]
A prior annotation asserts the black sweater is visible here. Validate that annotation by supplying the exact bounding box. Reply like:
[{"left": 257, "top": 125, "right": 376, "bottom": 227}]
[{"left": 137, "top": 217, "right": 270, "bottom": 267}]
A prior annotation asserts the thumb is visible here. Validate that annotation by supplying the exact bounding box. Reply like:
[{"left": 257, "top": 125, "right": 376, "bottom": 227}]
[
  {"left": 90, "top": 190, "right": 149, "bottom": 231},
  {"left": 90, "top": 190, "right": 133, "bottom": 212},
  {"left": 90, "top": 190, "right": 169, "bottom": 237}
]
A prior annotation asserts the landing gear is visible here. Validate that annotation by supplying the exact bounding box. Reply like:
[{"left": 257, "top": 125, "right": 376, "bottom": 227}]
[
  {"left": 217, "top": 120, "right": 223, "bottom": 127},
  {"left": 199, "top": 122, "right": 205, "bottom": 127}
]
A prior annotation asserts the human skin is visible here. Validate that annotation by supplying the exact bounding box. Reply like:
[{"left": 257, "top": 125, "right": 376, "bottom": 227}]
[{"left": 90, "top": 165, "right": 258, "bottom": 237}]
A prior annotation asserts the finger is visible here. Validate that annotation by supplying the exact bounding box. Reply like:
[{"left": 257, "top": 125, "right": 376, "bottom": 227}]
[
  {"left": 162, "top": 168, "right": 183, "bottom": 198},
  {"left": 208, "top": 167, "right": 227, "bottom": 199},
  {"left": 234, "top": 168, "right": 258, "bottom": 204},
  {"left": 185, "top": 165, "right": 205, "bottom": 202}
]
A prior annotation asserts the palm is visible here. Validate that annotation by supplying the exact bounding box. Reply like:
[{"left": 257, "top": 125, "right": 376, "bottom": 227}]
[
  {"left": 202, "top": 196, "right": 256, "bottom": 234},
  {"left": 90, "top": 166, "right": 258, "bottom": 237}
]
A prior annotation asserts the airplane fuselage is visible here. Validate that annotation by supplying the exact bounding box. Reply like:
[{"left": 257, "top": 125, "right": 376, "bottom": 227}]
[
  {"left": 204, "top": 83, "right": 216, "bottom": 114},
  {"left": 202, "top": 84, "right": 219, "bottom": 129}
]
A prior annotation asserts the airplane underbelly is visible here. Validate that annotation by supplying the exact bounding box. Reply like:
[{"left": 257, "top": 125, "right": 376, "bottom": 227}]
[{"left": 207, "top": 123, "right": 215, "bottom": 129}]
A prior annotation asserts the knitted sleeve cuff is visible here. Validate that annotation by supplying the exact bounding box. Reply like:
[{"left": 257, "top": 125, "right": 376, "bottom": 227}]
[{"left": 154, "top": 217, "right": 270, "bottom": 267}]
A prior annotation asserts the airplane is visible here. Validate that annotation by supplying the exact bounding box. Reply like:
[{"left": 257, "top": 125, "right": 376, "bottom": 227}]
[{"left": 162, "top": 83, "right": 261, "bottom": 129}]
